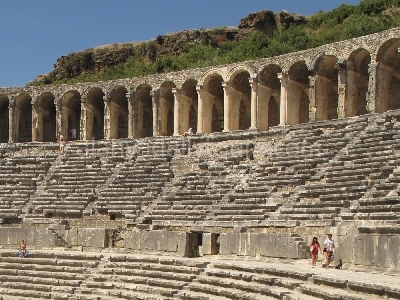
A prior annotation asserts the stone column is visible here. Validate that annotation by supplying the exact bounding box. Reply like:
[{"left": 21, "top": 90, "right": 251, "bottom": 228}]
[
  {"left": 278, "top": 72, "right": 288, "bottom": 125},
  {"left": 150, "top": 89, "right": 160, "bottom": 137},
  {"left": 335, "top": 60, "right": 357, "bottom": 118},
  {"left": 103, "top": 93, "right": 111, "bottom": 140},
  {"left": 31, "top": 97, "right": 38, "bottom": 142},
  {"left": 249, "top": 76, "right": 258, "bottom": 129},
  {"left": 222, "top": 81, "right": 231, "bottom": 131},
  {"left": 335, "top": 59, "right": 348, "bottom": 118},
  {"left": 367, "top": 61, "right": 391, "bottom": 113},
  {"left": 286, "top": 80, "right": 303, "bottom": 125},
  {"left": 257, "top": 84, "right": 272, "bottom": 131},
  {"left": 308, "top": 75, "right": 316, "bottom": 121},
  {"left": 172, "top": 88, "right": 181, "bottom": 136},
  {"left": 55, "top": 97, "right": 62, "bottom": 140},
  {"left": 80, "top": 96, "right": 87, "bottom": 141},
  {"left": 309, "top": 74, "right": 330, "bottom": 121},
  {"left": 8, "top": 98, "right": 15, "bottom": 142},
  {"left": 127, "top": 91, "right": 136, "bottom": 138},
  {"left": 196, "top": 84, "right": 205, "bottom": 134}
]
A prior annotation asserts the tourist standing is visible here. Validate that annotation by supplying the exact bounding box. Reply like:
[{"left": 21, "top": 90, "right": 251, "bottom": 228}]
[
  {"left": 59, "top": 135, "right": 65, "bottom": 155},
  {"left": 310, "top": 236, "right": 321, "bottom": 267},
  {"left": 324, "top": 234, "right": 335, "bottom": 269}
]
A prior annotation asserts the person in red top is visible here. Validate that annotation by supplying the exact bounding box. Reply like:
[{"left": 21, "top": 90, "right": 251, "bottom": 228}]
[{"left": 310, "top": 236, "right": 321, "bottom": 267}]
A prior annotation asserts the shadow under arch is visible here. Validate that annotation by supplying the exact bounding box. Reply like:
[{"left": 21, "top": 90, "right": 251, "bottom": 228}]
[
  {"left": 61, "top": 90, "right": 81, "bottom": 141},
  {"left": 36, "top": 92, "right": 56, "bottom": 142},
  {"left": 86, "top": 87, "right": 105, "bottom": 140},
  {"left": 181, "top": 78, "right": 198, "bottom": 134},
  {"left": 109, "top": 85, "right": 128, "bottom": 139},
  {"left": 15, "top": 93, "right": 32, "bottom": 142},
  {"left": 135, "top": 84, "right": 153, "bottom": 138},
  {"left": 0, "top": 95, "right": 9, "bottom": 143},
  {"left": 258, "top": 64, "right": 282, "bottom": 130}
]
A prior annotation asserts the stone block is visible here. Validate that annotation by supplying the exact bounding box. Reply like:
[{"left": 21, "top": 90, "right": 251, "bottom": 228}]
[
  {"left": 387, "top": 235, "right": 400, "bottom": 269},
  {"left": 77, "top": 228, "right": 106, "bottom": 249}
]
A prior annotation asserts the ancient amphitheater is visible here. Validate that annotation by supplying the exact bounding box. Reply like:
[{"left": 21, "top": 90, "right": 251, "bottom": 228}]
[{"left": 0, "top": 26, "right": 399, "bottom": 299}]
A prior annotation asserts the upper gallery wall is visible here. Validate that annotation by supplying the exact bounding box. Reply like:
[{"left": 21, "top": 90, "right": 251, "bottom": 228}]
[{"left": 0, "top": 27, "right": 399, "bottom": 142}]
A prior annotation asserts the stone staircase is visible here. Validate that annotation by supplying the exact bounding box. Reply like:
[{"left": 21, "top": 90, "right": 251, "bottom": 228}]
[
  {"left": 97, "top": 137, "right": 186, "bottom": 226},
  {"left": 26, "top": 141, "right": 124, "bottom": 219},
  {"left": 1, "top": 250, "right": 399, "bottom": 300},
  {"left": 0, "top": 250, "right": 400, "bottom": 300},
  {"left": 0, "top": 251, "right": 102, "bottom": 300},
  {"left": 0, "top": 144, "right": 57, "bottom": 223},
  {"left": 141, "top": 140, "right": 251, "bottom": 228}
]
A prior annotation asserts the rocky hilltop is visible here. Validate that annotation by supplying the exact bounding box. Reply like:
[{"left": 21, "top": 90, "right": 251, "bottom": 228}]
[{"left": 49, "top": 10, "right": 306, "bottom": 81}]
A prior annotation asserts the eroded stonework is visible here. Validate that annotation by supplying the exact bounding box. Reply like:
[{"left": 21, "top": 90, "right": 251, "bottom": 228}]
[{"left": 0, "top": 27, "right": 399, "bottom": 142}]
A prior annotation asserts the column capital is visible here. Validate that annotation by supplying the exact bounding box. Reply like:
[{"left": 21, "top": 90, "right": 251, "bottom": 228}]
[
  {"left": 196, "top": 84, "right": 203, "bottom": 91},
  {"left": 31, "top": 97, "right": 38, "bottom": 106},
  {"left": 308, "top": 75, "right": 316, "bottom": 87},
  {"left": 222, "top": 81, "right": 230, "bottom": 88},
  {"left": 150, "top": 89, "right": 160, "bottom": 97},
  {"left": 172, "top": 88, "right": 181, "bottom": 95},
  {"left": 80, "top": 95, "right": 86, "bottom": 103},
  {"left": 249, "top": 76, "right": 258, "bottom": 85},
  {"left": 334, "top": 59, "right": 348, "bottom": 71},
  {"left": 368, "top": 61, "right": 381, "bottom": 74},
  {"left": 103, "top": 93, "right": 110, "bottom": 102},
  {"left": 9, "top": 98, "right": 16, "bottom": 108},
  {"left": 277, "top": 72, "right": 289, "bottom": 81}
]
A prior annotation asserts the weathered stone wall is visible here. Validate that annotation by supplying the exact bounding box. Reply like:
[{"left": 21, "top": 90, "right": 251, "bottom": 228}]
[
  {"left": 122, "top": 230, "right": 193, "bottom": 257},
  {"left": 218, "top": 232, "right": 308, "bottom": 259},
  {"left": 0, "top": 26, "right": 398, "bottom": 97}
]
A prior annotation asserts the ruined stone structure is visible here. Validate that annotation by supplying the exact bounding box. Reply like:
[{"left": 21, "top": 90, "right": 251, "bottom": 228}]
[
  {"left": 0, "top": 28, "right": 399, "bottom": 143},
  {"left": 0, "top": 27, "right": 399, "bottom": 299}
]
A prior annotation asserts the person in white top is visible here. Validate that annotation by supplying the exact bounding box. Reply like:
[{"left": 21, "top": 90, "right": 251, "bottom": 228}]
[
  {"left": 182, "top": 128, "right": 193, "bottom": 137},
  {"left": 324, "top": 234, "right": 335, "bottom": 269}
]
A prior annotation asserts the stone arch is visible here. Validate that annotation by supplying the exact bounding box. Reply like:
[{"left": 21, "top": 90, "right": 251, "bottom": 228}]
[
  {"left": 136, "top": 84, "right": 153, "bottom": 138},
  {"left": 307, "top": 51, "right": 326, "bottom": 71},
  {"left": 0, "top": 94, "right": 9, "bottom": 143},
  {"left": 198, "top": 68, "right": 226, "bottom": 86},
  {"left": 258, "top": 64, "right": 282, "bottom": 130},
  {"left": 376, "top": 38, "right": 400, "bottom": 112},
  {"left": 228, "top": 70, "right": 251, "bottom": 131},
  {"left": 86, "top": 87, "right": 105, "bottom": 140},
  {"left": 181, "top": 78, "right": 198, "bottom": 134},
  {"left": 347, "top": 48, "right": 371, "bottom": 116},
  {"left": 36, "top": 92, "right": 56, "bottom": 142},
  {"left": 61, "top": 90, "right": 81, "bottom": 141},
  {"left": 159, "top": 81, "right": 176, "bottom": 136},
  {"left": 288, "top": 61, "right": 312, "bottom": 125},
  {"left": 226, "top": 64, "right": 256, "bottom": 81},
  {"left": 109, "top": 85, "right": 128, "bottom": 139},
  {"left": 203, "top": 74, "right": 224, "bottom": 133},
  {"left": 15, "top": 93, "right": 32, "bottom": 142},
  {"left": 314, "top": 55, "right": 339, "bottom": 120}
]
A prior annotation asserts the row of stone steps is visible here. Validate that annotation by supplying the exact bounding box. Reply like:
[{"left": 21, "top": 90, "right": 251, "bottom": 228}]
[{"left": 0, "top": 250, "right": 398, "bottom": 300}]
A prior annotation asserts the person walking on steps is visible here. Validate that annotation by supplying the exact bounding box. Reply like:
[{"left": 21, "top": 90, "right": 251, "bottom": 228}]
[
  {"left": 324, "top": 234, "right": 335, "bottom": 269},
  {"left": 59, "top": 135, "right": 65, "bottom": 155},
  {"left": 310, "top": 236, "right": 321, "bottom": 267}
]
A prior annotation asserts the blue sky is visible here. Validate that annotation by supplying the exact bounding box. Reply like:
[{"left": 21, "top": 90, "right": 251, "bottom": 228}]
[{"left": 0, "top": 0, "right": 361, "bottom": 88}]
